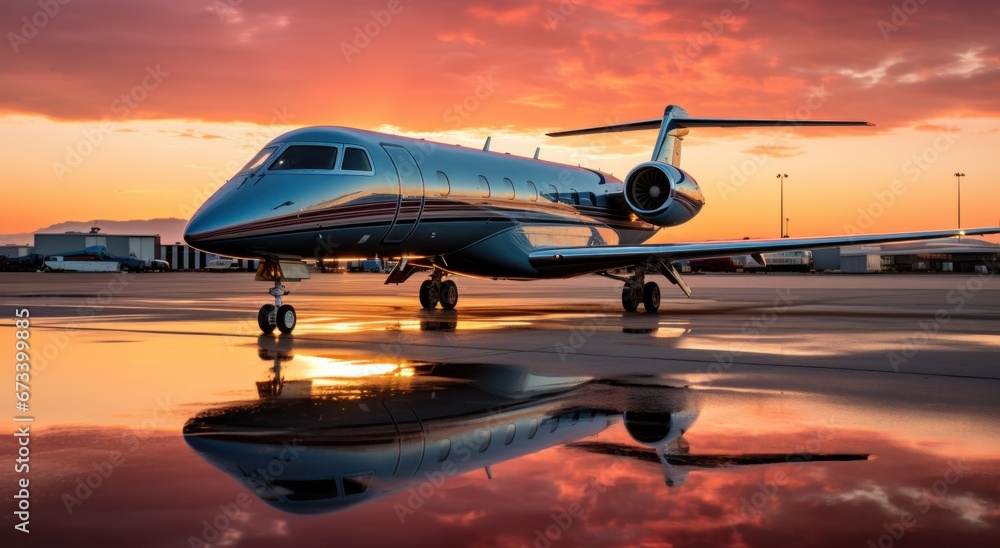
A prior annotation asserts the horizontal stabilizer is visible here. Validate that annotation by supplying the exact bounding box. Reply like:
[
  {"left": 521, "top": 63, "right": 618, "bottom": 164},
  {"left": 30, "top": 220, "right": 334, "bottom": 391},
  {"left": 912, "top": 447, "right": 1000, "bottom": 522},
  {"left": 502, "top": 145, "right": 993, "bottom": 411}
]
[
  {"left": 547, "top": 117, "right": 872, "bottom": 137},
  {"left": 547, "top": 104, "right": 873, "bottom": 165}
]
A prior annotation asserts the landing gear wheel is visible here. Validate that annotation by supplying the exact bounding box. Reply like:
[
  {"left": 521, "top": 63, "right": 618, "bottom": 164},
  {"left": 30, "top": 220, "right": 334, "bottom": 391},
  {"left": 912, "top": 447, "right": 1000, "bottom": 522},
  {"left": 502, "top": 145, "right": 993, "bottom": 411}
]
[
  {"left": 258, "top": 304, "right": 276, "bottom": 334},
  {"left": 276, "top": 304, "right": 296, "bottom": 334},
  {"left": 439, "top": 280, "right": 459, "bottom": 310},
  {"left": 643, "top": 282, "right": 660, "bottom": 313},
  {"left": 419, "top": 280, "right": 440, "bottom": 309},
  {"left": 622, "top": 284, "right": 642, "bottom": 312}
]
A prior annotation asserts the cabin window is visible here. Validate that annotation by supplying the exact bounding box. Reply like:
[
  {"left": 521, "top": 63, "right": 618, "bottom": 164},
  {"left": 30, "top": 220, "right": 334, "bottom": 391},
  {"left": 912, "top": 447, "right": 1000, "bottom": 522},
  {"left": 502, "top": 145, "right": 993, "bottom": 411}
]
[
  {"left": 269, "top": 145, "right": 338, "bottom": 171},
  {"left": 341, "top": 147, "right": 373, "bottom": 172},
  {"left": 436, "top": 171, "right": 451, "bottom": 197},
  {"left": 478, "top": 175, "right": 491, "bottom": 198},
  {"left": 544, "top": 184, "right": 559, "bottom": 203},
  {"left": 504, "top": 424, "right": 516, "bottom": 445},
  {"left": 503, "top": 178, "right": 516, "bottom": 200},
  {"left": 527, "top": 419, "right": 539, "bottom": 439},
  {"left": 474, "top": 429, "right": 491, "bottom": 453},
  {"left": 240, "top": 146, "right": 277, "bottom": 173},
  {"left": 527, "top": 181, "right": 538, "bottom": 202},
  {"left": 436, "top": 439, "right": 451, "bottom": 462}
]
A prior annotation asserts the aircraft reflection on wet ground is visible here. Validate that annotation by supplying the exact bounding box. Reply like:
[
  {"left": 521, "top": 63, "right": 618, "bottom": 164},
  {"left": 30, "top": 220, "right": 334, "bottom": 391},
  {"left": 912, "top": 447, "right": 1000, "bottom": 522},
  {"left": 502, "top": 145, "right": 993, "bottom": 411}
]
[{"left": 183, "top": 336, "right": 870, "bottom": 515}]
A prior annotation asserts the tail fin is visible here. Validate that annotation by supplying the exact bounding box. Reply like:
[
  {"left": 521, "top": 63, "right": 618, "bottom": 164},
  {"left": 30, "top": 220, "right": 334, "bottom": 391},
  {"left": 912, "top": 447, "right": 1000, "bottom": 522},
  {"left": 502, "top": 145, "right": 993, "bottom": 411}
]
[{"left": 547, "top": 105, "right": 873, "bottom": 167}]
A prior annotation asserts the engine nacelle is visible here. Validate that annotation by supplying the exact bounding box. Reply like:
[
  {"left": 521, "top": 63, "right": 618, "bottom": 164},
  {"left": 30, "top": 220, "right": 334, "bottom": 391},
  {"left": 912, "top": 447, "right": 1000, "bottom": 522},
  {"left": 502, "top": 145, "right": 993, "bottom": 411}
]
[{"left": 623, "top": 162, "right": 705, "bottom": 226}]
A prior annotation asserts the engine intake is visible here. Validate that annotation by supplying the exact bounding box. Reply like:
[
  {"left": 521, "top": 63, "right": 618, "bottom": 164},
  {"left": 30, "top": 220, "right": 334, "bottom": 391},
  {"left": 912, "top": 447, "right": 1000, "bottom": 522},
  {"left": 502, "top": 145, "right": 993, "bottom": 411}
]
[{"left": 623, "top": 162, "right": 705, "bottom": 226}]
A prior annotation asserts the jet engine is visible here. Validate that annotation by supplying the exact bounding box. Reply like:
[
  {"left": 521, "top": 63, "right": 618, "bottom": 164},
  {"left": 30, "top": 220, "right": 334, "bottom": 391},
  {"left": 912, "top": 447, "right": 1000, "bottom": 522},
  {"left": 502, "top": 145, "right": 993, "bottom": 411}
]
[
  {"left": 623, "top": 162, "right": 705, "bottom": 226},
  {"left": 623, "top": 410, "right": 698, "bottom": 445}
]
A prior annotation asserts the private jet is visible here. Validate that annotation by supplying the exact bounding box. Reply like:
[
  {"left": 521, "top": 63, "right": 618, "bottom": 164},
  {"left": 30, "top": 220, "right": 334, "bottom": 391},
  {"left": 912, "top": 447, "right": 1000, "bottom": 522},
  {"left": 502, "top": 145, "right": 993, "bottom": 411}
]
[{"left": 183, "top": 105, "right": 1000, "bottom": 334}]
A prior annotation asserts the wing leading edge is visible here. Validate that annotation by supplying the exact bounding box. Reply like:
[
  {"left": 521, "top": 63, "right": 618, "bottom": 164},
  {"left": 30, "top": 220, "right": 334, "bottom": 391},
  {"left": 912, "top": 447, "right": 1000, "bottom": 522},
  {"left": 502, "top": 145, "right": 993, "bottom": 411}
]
[{"left": 528, "top": 227, "right": 1000, "bottom": 277}]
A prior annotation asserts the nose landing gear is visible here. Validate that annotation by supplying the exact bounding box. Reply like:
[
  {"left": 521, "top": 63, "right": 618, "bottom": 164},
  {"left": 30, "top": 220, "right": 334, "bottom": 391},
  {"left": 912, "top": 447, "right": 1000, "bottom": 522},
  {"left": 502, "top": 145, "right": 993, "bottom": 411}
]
[
  {"left": 256, "top": 258, "right": 309, "bottom": 334},
  {"left": 258, "top": 280, "right": 296, "bottom": 334}
]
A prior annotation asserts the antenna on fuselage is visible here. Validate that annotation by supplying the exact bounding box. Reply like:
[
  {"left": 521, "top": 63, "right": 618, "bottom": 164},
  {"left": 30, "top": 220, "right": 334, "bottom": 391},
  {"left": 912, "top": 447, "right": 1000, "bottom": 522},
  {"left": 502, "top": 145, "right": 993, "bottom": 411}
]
[
  {"left": 533, "top": 147, "right": 540, "bottom": 159},
  {"left": 483, "top": 136, "right": 491, "bottom": 151}
]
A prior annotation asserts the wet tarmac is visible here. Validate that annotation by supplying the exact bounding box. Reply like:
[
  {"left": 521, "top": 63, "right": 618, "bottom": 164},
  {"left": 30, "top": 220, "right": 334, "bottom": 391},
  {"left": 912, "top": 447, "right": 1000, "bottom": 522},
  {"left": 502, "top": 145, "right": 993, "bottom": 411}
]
[{"left": 1, "top": 271, "right": 998, "bottom": 546}]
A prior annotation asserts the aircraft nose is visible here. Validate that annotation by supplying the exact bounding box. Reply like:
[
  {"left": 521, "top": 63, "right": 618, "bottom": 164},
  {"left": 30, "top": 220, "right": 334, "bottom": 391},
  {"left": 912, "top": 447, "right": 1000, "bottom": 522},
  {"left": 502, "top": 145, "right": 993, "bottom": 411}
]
[
  {"left": 183, "top": 193, "right": 240, "bottom": 250},
  {"left": 183, "top": 207, "right": 215, "bottom": 246}
]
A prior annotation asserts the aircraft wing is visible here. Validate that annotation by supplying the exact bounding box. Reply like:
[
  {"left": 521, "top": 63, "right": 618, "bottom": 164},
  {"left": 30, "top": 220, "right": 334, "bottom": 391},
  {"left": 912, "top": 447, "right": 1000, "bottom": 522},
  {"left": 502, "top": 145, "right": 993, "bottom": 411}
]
[{"left": 528, "top": 227, "right": 1000, "bottom": 276}]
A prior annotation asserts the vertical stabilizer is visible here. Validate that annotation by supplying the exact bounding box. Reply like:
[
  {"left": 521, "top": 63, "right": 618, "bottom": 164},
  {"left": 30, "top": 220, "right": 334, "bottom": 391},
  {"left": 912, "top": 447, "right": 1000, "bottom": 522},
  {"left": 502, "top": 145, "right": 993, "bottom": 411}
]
[{"left": 652, "top": 105, "right": 691, "bottom": 166}]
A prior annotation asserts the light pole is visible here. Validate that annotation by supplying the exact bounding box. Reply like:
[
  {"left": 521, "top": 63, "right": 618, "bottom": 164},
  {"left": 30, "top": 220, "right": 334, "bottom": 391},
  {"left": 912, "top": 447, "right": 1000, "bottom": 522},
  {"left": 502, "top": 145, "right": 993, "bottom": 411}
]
[
  {"left": 776, "top": 173, "right": 789, "bottom": 237},
  {"left": 786, "top": 217, "right": 790, "bottom": 238},
  {"left": 954, "top": 172, "right": 965, "bottom": 231}
]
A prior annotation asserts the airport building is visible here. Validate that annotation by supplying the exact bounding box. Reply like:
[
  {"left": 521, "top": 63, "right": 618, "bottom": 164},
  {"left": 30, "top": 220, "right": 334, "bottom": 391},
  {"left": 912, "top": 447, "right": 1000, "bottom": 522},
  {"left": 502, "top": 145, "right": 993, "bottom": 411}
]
[
  {"left": 160, "top": 243, "right": 259, "bottom": 271},
  {"left": 0, "top": 244, "right": 34, "bottom": 258},
  {"left": 811, "top": 238, "right": 1000, "bottom": 273},
  {"left": 34, "top": 230, "right": 160, "bottom": 261}
]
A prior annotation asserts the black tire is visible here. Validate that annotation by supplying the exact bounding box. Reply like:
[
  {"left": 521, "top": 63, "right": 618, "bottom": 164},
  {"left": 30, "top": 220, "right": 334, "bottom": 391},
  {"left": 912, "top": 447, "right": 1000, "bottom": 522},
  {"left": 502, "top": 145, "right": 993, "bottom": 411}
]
[
  {"left": 419, "top": 280, "right": 440, "bottom": 309},
  {"left": 642, "top": 282, "right": 660, "bottom": 313},
  {"left": 621, "top": 284, "right": 641, "bottom": 312},
  {"left": 439, "top": 280, "right": 459, "bottom": 310},
  {"left": 276, "top": 304, "right": 296, "bottom": 334},
  {"left": 258, "top": 304, "right": 276, "bottom": 334}
]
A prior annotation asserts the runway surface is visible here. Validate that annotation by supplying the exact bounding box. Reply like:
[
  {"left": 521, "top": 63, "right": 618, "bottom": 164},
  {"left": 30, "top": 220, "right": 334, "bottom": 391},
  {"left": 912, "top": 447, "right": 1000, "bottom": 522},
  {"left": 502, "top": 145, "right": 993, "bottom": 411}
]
[{"left": 1, "top": 271, "right": 998, "bottom": 546}]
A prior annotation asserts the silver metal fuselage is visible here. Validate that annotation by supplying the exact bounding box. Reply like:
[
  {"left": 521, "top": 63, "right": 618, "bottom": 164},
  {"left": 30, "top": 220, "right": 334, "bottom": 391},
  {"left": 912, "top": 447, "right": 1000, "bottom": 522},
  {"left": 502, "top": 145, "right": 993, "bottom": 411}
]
[{"left": 184, "top": 127, "right": 658, "bottom": 279}]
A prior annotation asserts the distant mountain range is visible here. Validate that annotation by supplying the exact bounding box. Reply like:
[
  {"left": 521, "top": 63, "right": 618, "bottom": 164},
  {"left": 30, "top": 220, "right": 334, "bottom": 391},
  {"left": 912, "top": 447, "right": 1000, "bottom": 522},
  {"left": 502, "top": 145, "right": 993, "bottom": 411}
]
[{"left": 0, "top": 218, "right": 188, "bottom": 246}]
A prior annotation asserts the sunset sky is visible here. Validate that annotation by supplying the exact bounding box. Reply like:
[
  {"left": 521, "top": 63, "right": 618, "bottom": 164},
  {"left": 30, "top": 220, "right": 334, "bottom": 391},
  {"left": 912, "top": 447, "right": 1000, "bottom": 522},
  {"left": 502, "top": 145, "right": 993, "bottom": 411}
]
[{"left": 2, "top": 0, "right": 998, "bottom": 242}]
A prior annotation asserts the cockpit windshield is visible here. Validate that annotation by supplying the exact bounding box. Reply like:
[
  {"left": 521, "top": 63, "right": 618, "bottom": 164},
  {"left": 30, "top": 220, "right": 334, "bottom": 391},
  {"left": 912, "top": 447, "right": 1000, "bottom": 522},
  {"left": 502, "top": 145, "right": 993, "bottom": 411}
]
[{"left": 239, "top": 146, "right": 278, "bottom": 173}]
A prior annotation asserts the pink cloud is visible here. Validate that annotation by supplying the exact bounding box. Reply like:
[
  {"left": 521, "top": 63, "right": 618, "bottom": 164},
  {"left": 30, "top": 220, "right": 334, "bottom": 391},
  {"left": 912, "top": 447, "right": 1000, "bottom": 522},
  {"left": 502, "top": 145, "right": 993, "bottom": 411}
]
[{"left": 0, "top": 0, "right": 997, "bottom": 133}]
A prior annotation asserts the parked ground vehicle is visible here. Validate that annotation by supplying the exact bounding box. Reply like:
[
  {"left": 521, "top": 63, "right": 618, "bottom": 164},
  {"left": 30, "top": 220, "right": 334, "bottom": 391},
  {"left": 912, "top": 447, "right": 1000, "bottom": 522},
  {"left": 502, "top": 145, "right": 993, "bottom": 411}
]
[
  {"left": 148, "top": 259, "right": 171, "bottom": 272},
  {"left": 347, "top": 259, "right": 384, "bottom": 273},
  {"left": 206, "top": 258, "right": 242, "bottom": 271}
]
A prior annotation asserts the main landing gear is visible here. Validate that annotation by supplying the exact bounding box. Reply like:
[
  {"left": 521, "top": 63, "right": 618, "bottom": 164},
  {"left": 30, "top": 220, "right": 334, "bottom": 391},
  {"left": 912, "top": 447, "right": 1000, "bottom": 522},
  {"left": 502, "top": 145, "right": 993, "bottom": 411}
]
[
  {"left": 621, "top": 270, "right": 661, "bottom": 313},
  {"left": 418, "top": 269, "right": 458, "bottom": 310},
  {"left": 606, "top": 261, "right": 692, "bottom": 314}
]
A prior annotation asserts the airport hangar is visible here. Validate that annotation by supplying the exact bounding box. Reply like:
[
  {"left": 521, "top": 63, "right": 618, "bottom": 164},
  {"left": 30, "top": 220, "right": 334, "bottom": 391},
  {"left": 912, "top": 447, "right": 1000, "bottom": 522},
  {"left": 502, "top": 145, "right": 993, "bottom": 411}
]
[
  {"left": 810, "top": 238, "right": 1000, "bottom": 273},
  {"left": 6, "top": 229, "right": 257, "bottom": 270}
]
